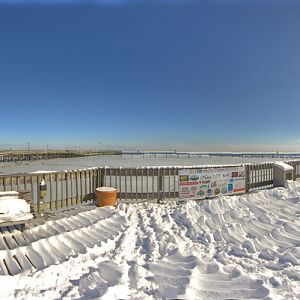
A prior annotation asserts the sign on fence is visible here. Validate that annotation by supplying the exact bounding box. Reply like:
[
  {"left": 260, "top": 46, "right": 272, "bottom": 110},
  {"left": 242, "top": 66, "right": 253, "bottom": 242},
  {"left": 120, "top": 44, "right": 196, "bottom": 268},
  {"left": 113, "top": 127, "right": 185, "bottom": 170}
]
[{"left": 179, "top": 166, "right": 245, "bottom": 199}]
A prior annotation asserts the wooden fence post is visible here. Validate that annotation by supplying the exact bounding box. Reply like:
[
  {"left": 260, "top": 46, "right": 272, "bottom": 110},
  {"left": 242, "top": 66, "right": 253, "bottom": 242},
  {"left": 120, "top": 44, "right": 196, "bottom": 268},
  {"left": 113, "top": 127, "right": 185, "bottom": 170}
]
[
  {"left": 101, "top": 167, "right": 105, "bottom": 187},
  {"left": 157, "top": 168, "right": 163, "bottom": 202},
  {"left": 293, "top": 162, "right": 297, "bottom": 181},
  {"left": 36, "top": 175, "right": 41, "bottom": 214},
  {"left": 245, "top": 164, "right": 250, "bottom": 192}
]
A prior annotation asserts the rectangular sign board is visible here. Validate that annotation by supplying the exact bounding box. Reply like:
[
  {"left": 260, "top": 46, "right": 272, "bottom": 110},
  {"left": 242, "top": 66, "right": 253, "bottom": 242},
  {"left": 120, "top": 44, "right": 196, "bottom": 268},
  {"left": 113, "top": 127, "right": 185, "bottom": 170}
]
[{"left": 179, "top": 166, "right": 245, "bottom": 199}]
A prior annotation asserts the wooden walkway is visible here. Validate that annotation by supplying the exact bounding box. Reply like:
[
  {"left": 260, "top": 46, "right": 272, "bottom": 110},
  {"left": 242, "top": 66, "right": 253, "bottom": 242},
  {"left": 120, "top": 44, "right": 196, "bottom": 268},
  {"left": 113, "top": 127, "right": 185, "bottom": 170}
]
[
  {"left": 0, "top": 216, "right": 46, "bottom": 275},
  {"left": 0, "top": 205, "right": 126, "bottom": 276}
]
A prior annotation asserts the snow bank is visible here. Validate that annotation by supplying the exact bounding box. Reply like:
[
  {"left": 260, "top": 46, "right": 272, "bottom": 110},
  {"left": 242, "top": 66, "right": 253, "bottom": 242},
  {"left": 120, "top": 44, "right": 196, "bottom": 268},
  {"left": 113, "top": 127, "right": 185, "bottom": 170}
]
[
  {"left": 0, "top": 192, "right": 33, "bottom": 224},
  {"left": 273, "top": 161, "right": 294, "bottom": 171},
  {"left": 0, "top": 183, "right": 300, "bottom": 299},
  {"left": 0, "top": 191, "right": 19, "bottom": 197}
]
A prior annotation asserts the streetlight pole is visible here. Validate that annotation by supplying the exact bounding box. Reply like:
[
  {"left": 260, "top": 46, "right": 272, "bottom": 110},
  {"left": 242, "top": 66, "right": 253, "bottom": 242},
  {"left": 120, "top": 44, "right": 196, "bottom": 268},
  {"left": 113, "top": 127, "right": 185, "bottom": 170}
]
[{"left": 98, "top": 142, "right": 101, "bottom": 154}]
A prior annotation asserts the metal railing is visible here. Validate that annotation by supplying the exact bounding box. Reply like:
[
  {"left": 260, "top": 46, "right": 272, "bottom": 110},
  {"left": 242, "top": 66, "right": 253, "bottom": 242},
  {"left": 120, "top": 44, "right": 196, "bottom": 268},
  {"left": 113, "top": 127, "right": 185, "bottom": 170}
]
[{"left": 1, "top": 160, "right": 300, "bottom": 213}]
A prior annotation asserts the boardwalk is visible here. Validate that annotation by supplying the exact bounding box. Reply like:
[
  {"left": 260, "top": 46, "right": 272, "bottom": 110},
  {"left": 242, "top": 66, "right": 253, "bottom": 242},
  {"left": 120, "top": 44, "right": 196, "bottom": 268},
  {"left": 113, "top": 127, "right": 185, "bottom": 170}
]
[{"left": 0, "top": 205, "right": 125, "bottom": 275}]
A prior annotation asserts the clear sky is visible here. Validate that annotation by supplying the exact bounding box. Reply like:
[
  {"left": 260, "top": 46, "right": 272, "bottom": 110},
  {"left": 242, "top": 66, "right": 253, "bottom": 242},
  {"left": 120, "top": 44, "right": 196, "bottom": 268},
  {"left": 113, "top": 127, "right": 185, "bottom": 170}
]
[{"left": 0, "top": 0, "right": 300, "bottom": 152}]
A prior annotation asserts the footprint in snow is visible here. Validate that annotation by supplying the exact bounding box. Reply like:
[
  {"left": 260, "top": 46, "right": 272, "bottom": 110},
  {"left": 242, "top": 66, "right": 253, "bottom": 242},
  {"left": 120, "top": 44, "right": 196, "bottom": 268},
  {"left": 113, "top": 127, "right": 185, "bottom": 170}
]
[{"left": 77, "top": 261, "right": 123, "bottom": 299}]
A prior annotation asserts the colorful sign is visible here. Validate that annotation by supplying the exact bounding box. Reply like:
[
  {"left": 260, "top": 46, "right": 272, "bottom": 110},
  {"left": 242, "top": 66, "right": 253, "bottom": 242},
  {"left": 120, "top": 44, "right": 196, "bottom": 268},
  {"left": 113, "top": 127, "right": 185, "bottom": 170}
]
[{"left": 179, "top": 166, "right": 245, "bottom": 199}]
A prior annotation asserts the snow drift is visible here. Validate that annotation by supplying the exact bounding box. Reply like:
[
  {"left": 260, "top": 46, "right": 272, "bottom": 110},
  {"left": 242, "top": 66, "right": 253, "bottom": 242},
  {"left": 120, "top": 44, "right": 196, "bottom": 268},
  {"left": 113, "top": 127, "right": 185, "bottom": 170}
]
[
  {"left": 0, "top": 191, "right": 33, "bottom": 224},
  {"left": 0, "top": 181, "right": 299, "bottom": 299}
]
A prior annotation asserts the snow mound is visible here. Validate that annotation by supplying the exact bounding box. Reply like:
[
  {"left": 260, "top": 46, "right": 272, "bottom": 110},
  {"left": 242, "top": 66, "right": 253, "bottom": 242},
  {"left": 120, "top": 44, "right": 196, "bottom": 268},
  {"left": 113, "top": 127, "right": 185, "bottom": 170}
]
[{"left": 0, "top": 192, "right": 33, "bottom": 224}]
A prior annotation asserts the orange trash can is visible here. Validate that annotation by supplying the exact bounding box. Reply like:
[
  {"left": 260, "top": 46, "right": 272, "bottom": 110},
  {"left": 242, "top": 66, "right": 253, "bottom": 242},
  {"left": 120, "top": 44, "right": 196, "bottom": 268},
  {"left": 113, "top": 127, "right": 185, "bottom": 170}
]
[{"left": 95, "top": 187, "right": 117, "bottom": 207}]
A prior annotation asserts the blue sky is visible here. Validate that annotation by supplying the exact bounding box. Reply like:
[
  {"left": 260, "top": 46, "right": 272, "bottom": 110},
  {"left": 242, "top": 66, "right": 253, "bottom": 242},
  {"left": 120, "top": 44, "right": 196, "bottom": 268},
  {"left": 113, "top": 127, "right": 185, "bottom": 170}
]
[{"left": 0, "top": 0, "right": 300, "bottom": 151}]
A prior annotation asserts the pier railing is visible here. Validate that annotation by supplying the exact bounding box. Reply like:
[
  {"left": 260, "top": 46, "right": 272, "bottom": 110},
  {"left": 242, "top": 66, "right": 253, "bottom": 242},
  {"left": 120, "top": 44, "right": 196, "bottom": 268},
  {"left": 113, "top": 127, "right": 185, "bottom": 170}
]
[{"left": 1, "top": 160, "right": 300, "bottom": 213}]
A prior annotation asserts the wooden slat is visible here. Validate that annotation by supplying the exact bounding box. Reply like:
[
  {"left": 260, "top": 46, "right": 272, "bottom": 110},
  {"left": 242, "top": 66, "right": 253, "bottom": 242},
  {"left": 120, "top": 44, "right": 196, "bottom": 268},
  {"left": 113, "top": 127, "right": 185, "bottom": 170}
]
[
  {"left": 152, "top": 167, "right": 155, "bottom": 200},
  {"left": 146, "top": 168, "right": 149, "bottom": 202},
  {"left": 173, "top": 167, "right": 176, "bottom": 199},
  {"left": 60, "top": 173, "right": 64, "bottom": 208},
  {"left": 136, "top": 169, "right": 138, "bottom": 202},
  {"left": 125, "top": 169, "right": 127, "bottom": 201},
  {"left": 162, "top": 168, "right": 165, "bottom": 200},
  {"left": 36, "top": 175, "right": 41, "bottom": 213},
  {"left": 70, "top": 171, "right": 74, "bottom": 205},
  {"left": 49, "top": 174, "right": 53, "bottom": 210},
  {"left": 16, "top": 176, "right": 19, "bottom": 191},
  {"left": 130, "top": 169, "right": 133, "bottom": 200},
  {"left": 89, "top": 169, "right": 92, "bottom": 194},
  {"left": 55, "top": 173, "right": 59, "bottom": 210},
  {"left": 118, "top": 167, "right": 122, "bottom": 201},
  {"left": 65, "top": 172, "right": 69, "bottom": 208},
  {"left": 141, "top": 168, "right": 144, "bottom": 201},
  {"left": 76, "top": 170, "right": 79, "bottom": 205},
  {"left": 109, "top": 168, "right": 112, "bottom": 187},
  {"left": 84, "top": 170, "right": 88, "bottom": 199},
  {"left": 80, "top": 170, "right": 83, "bottom": 203}
]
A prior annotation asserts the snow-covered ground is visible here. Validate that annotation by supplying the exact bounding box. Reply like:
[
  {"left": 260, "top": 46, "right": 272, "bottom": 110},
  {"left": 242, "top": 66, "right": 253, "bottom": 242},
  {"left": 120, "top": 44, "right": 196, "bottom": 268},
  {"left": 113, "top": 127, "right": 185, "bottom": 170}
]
[{"left": 0, "top": 182, "right": 300, "bottom": 299}]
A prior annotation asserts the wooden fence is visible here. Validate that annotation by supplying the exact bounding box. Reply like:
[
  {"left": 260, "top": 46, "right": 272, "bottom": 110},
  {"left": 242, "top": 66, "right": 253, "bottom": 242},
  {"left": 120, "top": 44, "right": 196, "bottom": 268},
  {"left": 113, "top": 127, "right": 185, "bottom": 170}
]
[{"left": 0, "top": 160, "right": 300, "bottom": 213}]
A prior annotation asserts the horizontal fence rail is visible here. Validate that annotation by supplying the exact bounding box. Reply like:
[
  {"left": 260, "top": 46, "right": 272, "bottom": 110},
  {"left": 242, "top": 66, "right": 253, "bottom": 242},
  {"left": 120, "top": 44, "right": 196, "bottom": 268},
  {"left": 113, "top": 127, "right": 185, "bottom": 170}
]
[{"left": 0, "top": 160, "right": 300, "bottom": 213}]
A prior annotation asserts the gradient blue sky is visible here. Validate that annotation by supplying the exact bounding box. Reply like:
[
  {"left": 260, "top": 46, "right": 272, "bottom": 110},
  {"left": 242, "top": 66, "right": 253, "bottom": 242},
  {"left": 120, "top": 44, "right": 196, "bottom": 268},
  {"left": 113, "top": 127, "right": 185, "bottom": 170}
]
[{"left": 0, "top": 0, "right": 300, "bottom": 151}]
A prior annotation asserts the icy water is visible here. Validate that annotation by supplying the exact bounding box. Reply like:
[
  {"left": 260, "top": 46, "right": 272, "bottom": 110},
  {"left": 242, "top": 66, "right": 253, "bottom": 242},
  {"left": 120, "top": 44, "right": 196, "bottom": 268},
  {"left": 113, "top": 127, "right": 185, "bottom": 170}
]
[{"left": 0, "top": 154, "right": 282, "bottom": 174}]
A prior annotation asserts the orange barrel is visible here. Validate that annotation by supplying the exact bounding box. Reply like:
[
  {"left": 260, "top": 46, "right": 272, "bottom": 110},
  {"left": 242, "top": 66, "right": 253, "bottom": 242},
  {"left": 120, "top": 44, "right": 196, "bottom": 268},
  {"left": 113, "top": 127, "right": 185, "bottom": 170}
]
[{"left": 95, "top": 187, "right": 117, "bottom": 207}]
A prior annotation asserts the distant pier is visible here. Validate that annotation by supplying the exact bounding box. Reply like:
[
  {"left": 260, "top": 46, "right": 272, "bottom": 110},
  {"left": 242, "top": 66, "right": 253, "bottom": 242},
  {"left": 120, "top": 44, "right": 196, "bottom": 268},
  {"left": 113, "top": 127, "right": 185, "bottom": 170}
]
[
  {"left": 122, "top": 151, "right": 300, "bottom": 159},
  {"left": 0, "top": 150, "right": 121, "bottom": 163}
]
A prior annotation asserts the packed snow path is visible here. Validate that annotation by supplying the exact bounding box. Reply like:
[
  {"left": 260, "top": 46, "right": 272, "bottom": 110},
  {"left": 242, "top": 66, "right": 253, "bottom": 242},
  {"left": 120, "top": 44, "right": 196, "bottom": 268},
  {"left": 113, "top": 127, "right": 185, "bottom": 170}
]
[{"left": 0, "top": 182, "right": 300, "bottom": 299}]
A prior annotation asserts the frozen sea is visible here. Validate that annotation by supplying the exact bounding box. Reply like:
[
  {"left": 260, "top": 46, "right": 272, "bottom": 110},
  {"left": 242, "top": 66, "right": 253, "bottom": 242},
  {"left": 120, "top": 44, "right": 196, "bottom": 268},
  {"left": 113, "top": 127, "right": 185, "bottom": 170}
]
[{"left": 0, "top": 154, "right": 284, "bottom": 174}]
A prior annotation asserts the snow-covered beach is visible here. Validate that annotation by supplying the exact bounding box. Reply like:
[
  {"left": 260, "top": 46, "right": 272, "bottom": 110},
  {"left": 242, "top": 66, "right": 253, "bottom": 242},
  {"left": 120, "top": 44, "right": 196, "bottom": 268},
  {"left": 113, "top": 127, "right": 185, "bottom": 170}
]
[{"left": 0, "top": 181, "right": 299, "bottom": 299}]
